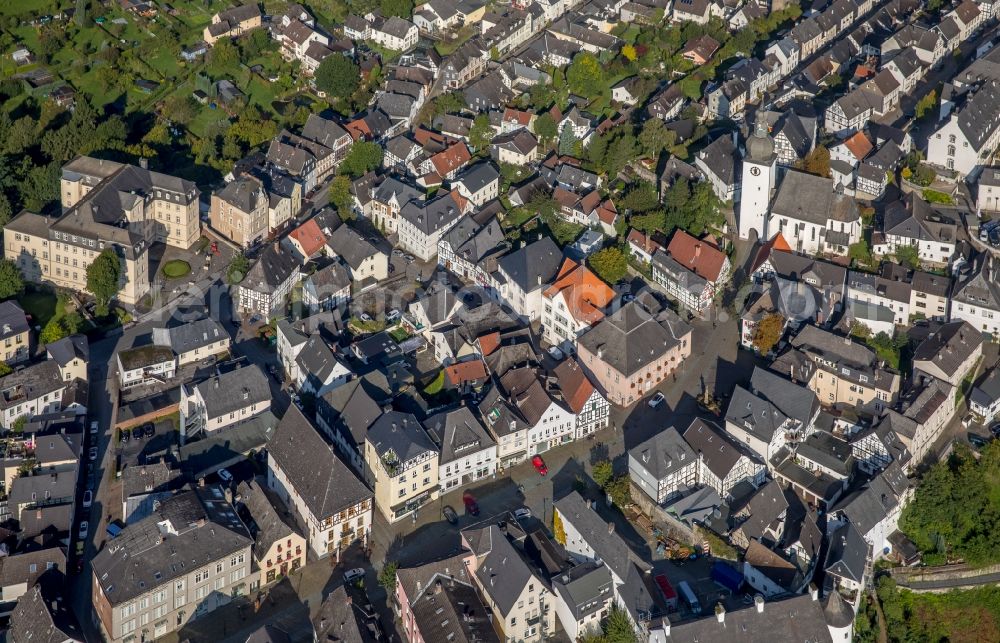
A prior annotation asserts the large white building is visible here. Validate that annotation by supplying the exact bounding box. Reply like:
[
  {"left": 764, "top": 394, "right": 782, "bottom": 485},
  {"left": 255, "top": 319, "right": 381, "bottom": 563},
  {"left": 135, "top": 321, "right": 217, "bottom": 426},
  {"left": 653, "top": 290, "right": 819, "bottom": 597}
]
[{"left": 738, "top": 115, "right": 778, "bottom": 241}]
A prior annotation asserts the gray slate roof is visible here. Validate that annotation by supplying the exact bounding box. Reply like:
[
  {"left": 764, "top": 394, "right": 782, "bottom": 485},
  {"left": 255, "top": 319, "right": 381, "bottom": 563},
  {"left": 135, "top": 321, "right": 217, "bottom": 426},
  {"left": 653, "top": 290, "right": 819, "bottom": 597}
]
[
  {"left": 152, "top": 317, "right": 227, "bottom": 355},
  {"left": 327, "top": 224, "right": 383, "bottom": 271},
  {"left": 629, "top": 426, "right": 697, "bottom": 480},
  {"left": 237, "top": 478, "right": 299, "bottom": 563},
  {"left": 664, "top": 592, "right": 835, "bottom": 642},
  {"left": 424, "top": 405, "right": 495, "bottom": 465},
  {"left": 578, "top": 301, "right": 692, "bottom": 377},
  {"left": 553, "top": 491, "right": 649, "bottom": 582},
  {"left": 194, "top": 364, "right": 270, "bottom": 419},
  {"left": 367, "top": 411, "right": 437, "bottom": 463},
  {"left": 267, "top": 404, "right": 372, "bottom": 519},
  {"left": 824, "top": 520, "right": 869, "bottom": 583},
  {"left": 498, "top": 236, "right": 562, "bottom": 292},
  {"left": 91, "top": 487, "right": 252, "bottom": 606}
]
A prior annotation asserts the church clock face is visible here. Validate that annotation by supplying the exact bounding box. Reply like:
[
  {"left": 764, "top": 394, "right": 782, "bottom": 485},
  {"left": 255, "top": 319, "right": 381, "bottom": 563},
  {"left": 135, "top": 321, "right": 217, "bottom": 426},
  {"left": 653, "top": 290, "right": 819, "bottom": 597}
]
[{"left": 749, "top": 166, "right": 761, "bottom": 176}]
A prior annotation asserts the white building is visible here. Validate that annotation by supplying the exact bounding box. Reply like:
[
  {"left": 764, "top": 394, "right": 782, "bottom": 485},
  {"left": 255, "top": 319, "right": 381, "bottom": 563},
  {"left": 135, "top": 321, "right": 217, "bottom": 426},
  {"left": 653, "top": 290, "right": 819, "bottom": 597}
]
[
  {"left": 425, "top": 406, "right": 497, "bottom": 492},
  {"left": 267, "top": 405, "right": 374, "bottom": 560}
]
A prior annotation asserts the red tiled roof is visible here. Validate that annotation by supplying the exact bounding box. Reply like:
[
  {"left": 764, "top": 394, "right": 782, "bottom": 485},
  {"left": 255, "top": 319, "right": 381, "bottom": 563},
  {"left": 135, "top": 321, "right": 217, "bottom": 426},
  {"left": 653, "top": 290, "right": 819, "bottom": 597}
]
[
  {"left": 666, "top": 230, "right": 727, "bottom": 282},
  {"left": 444, "top": 359, "right": 488, "bottom": 386},
  {"left": 843, "top": 131, "right": 873, "bottom": 161},
  {"left": 430, "top": 143, "right": 471, "bottom": 176},
  {"left": 553, "top": 357, "right": 596, "bottom": 413},
  {"left": 477, "top": 331, "right": 500, "bottom": 356},
  {"left": 543, "top": 258, "right": 614, "bottom": 324},
  {"left": 288, "top": 219, "right": 327, "bottom": 257},
  {"left": 748, "top": 232, "right": 791, "bottom": 274},
  {"left": 594, "top": 198, "right": 618, "bottom": 225},
  {"left": 503, "top": 108, "right": 533, "bottom": 126}
]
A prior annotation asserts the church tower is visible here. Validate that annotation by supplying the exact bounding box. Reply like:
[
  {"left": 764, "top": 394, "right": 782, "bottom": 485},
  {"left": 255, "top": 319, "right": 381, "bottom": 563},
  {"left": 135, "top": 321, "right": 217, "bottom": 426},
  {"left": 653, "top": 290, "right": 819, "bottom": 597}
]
[{"left": 738, "top": 112, "right": 777, "bottom": 241}]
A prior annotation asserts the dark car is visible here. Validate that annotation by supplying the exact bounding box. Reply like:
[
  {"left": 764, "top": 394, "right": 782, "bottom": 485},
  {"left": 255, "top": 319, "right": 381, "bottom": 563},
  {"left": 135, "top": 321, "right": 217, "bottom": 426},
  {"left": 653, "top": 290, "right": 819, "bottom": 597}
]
[
  {"left": 132, "top": 426, "right": 143, "bottom": 440},
  {"left": 143, "top": 423, "right": 155, "bottom": 438},
  {"left": 120, "top": 430, "right": 130, "bottom": 443},
  {"left": 463, "top": 492, "right": 480, "bottom": 516},
  {"left": 443, "top": 505, "right": 459, "bottom": 525}
]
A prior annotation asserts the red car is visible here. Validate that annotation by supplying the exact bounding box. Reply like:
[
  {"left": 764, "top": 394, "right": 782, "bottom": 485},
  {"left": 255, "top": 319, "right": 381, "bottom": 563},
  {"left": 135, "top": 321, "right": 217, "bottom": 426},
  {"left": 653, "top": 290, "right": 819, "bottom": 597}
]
[
  {"left": 463, "top": 492, "right": 480, "bottom": 516},
  {"left": 531, "top": 455, "right": 548, "bottom": 476}
]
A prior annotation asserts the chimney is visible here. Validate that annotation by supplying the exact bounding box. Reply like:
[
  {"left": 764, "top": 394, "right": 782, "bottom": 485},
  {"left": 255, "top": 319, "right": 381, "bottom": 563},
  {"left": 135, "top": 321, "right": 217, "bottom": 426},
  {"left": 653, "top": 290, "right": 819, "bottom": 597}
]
[
  {"left": 434, "top": 579, "right": 443, "bottom": 594},
  {"left": 754, "top": 594, "right": 764, "bottom": 613},
  {"left": 641, "top": 449, "right": 649, "bottom": 463},
  {"left": 607, "top": 521, "right": 614, "bottom": 535},
  {"left": 715, "top": 603, "right": 725, "bottom": 623},
  {"left": 198, "top": 477, "right": 205, "bottom": 487},
  {"left": 809, "top": 584, "right": 819, "bottom": 601},
  {"left": 139, "top": 157, "right": 148, "bottom": 170}
]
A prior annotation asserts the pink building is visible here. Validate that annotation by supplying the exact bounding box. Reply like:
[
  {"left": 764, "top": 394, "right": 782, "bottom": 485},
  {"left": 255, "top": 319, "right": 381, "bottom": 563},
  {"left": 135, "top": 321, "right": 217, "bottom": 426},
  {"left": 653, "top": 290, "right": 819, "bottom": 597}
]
[{"left": 576, "top": 301, "right": 693, "bottom": 407}]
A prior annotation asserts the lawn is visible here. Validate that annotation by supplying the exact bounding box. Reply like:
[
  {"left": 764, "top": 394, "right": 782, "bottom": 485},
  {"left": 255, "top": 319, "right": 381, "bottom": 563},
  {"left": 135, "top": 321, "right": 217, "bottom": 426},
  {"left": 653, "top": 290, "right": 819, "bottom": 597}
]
[
  {"left": 17, "top": 288, "right": 61, "bottom": 328},
  {"left": 161, "top": 260, "right": 192, "bottom": 279},
  {"left": 423, "top": 370, "right": 445, "bottom": 395},
  {"left": 923, "top": 188, "right": 954, "bottom": 205},
  {"left": 0, "top": 0, "right": 50, "bottom": 17}
]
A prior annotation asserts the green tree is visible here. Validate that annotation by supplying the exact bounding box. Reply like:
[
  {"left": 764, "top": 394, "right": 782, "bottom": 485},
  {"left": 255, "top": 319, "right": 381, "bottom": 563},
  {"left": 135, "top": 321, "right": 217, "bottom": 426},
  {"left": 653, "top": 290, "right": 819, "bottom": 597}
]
[
  {"left": 0, "top": 362, "right": 11, "bottom": 377},
  {"left": 895, "top": 244, "right": 920, "bottom": 269},
  {"left": 0, "top": 259, "right": 24, "bottom": 300},
  {"left": 751, "top": 313, "right": 784, "bottom": 354},
  {"left": 566, "top": 52, "right": 605, "bottom": 97},
  {"left": 849, "top": 239, "right": 872, "bottom": 266},
  {"left": 329, "top": 175, "right": 355, "bottom": 220},
  {"left": 19, "top": 163, "right": 61, "bottom": 212},
  {"left": 380, "top": 0, "right": 413, "bottom": 17},
  {"left": 10, "top": 415, "right": 27, "bottom": 433},
  {"left": 75, "top": 0, "right": 88, "bottom": 27},
  {"left": 339, "top": 141, "right": 384, "bottom": 178},
  {"left": 592, "top": 460, "right": 614, "bottom": 488},
  {"left": 797, "top": 146, "right": 831, "bottom": 178},
  {"left": 227, "top": 253, "right": 250, "bottom": 285},
  {"left": 86, "top": 247, "right": 122, "bottom": 317},
  {"left": 662, "top": 177, "right": 724, "bottom": 233},
  {"left": 602, "top": 605, "right": 639, "bottom": 643},
  {"left": 587, "top": 247, "right": 627, "bottom": 284},
  {"left": 469, "top": 114, "right": 493, "bottom": 153},
  {"left": 377, "top": 561, "right": 399, "bottom": 589},
  {"left": 558, "top": 124, "right": 578, "bottom": 157},
  {"left": 533, "top": 113, "right": 557, "bottom": 147},
  {"left": 162, "top": 93, "right": 199, "bottom": 125},
  {"left": 207, "top": 38, "right": 240, "bottom": 75},
  {"left": 315, "top": 54, "right": 361, "bottom": 98},
  {"left": 638, "top": 118, "right": 676, "bottom": 159},
  {"left": 915, "top": 89, "right": 938, "bottom": 120},
  {"left": 619, "top": 182, "right": 659, "bottom": 214}
]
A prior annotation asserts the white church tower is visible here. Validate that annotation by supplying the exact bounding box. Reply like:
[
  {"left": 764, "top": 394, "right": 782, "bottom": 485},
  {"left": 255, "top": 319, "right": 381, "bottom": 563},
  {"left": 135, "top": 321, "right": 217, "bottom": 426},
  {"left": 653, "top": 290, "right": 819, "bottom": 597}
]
[{"left": 738, "top": 112, "right": 777, "bottom": 241}]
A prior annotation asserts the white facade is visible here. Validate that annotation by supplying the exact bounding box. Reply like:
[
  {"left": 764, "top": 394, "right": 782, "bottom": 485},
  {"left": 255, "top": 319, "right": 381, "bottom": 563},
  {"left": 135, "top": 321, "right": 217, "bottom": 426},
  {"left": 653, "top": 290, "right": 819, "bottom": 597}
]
[
  {"left": 527, "top": 401, "right": 577, "bottom": 455},
  {"left": 438, "top": 444, "right": 498, "bottom": 492},
  {"left": 739, "top": 157, "right": 776, "bottom": 240},
  {"left": 574, "top": 389, "right": 610, "bottom": 439}
]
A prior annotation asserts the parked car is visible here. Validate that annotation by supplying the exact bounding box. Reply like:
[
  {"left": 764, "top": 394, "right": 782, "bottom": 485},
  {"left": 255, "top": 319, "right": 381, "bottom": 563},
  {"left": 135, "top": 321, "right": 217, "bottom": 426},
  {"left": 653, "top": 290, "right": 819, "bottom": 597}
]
[
  {"left": 218, "top": 468, "right": 233, "bottom": 483},
  {"left": 386, "top": 309, "right": 401, "bottom": 323},
  {"left": 78, "top": 521, "right": 89, "bottom": 540},
  {"left": 648, "top": 392, "right": 666, "bottom": 408},
  {"left": 89, "top": 420, "right": 98, "bottom": 436},
  {"left": 360, "top": 313, "right": 373, "bottom": 322},
  {"left": 88, "top": 447, "right": 98, "bottom": 461},
  {"left": 463, "top": 492, "right": 480, "bottom": 516},
  {"left": 513, "top": 507, "right": 531, "bottom": 520},
  {"left": 82, "top": 490, "right": 93, "bottom": 508},
  {"left": 548, "top": 346, "right": 564, "bottom": 361},
  {"left": 120, "top": 430, "right": 129, "bottom": 443},
  {"left": 531, "top": 455, "right": 548, "bottom": 476},
  {"left": 144, "top": 423, "right": 155, "bottom": 438},
  {"left": 343, "top": 568, "right": 366, "bottom": 583},
  {"left": 443, "top": 505, "right": 459, "bottom": 525},
  {"left": 131, "top": 426, "right": 143, "bottom": 440}
]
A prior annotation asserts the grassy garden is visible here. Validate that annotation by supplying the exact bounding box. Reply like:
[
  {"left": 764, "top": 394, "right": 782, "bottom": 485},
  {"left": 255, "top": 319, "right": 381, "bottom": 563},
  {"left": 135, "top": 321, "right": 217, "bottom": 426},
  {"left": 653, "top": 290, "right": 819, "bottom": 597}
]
[{"left": 161, "top": 259, "right": 191, "bottom": 279}]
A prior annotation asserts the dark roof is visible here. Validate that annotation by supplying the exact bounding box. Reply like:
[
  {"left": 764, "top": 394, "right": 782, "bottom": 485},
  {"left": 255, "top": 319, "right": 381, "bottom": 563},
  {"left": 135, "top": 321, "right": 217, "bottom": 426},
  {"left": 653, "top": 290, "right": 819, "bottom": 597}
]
[
  {"left": 216, "top": 176, "right": 265, "bottom": 212},
  {"left": 629, "top": 426, "right": 697, "bottom": 480},
  {"left": 367, "top": 411, "right": 437, "bottom": 462},
  {"left": 750, "top": 366, "right": 818, "bottom": 426},
  {"left": 91, "top": 487, "right": 252, "bottom": 605},
  {"left": 696, "top": 135, "right": 739, "bottom": 186},
  {"left": 577, "top": 301, "right": 692, "bottom": 377},
  {"left": 731, "top": 479, "right": 788, "bottom": 544},
  {"left": 553, "top": 491, "right": 649, "bottom": 582},
  {"left": 411, "top": 573, "right": 499, "bottom": 643},
  {"left": 44, "top": 334, "right": 88, "bottom": 365},
  {"left": 552, "top": 562, "right": 613, "bottom": 621},
  {"left": 153, "top": 317, "right": 227, "bottom": 355},
  {"left": 242, "top": 243, "right": 299, "bottom": 293},
  {"left": 0, "top": 300, "right": 29, "bottom": 339},
  {"left": 237, "top": 479, "right": 299, "bottom": 562},
  {"left": 7, "top": 579, "right": 82, "bottom": 643},
  {"left": 665, "top": 593, "right": 835, "bottom": 642},
  {"left": 912, "top": 320, "right": 982, "bottom": 374},
  {"left": 498, "top": 236, "right": 562, "bottom": 292},
  {"left": 327, "top": 225, "right": 382, "bottom": 271},
  {"left": 824, "top": 520, "right": 869, "bottom": 583},
  {"left": 424, "top": 405, "right": 495, "bottom": 465},
  {"left": 681, "top": 419, "right": 758, "bottom": 480},
  {"left": 313, "top": 584, "right": 383, "bottom": 643},
  {"left": 193, "top": 365, "right": 270, "bottom": 419},
  {"left": 266, "top": 404, "right": 372, "bottom": 519}
]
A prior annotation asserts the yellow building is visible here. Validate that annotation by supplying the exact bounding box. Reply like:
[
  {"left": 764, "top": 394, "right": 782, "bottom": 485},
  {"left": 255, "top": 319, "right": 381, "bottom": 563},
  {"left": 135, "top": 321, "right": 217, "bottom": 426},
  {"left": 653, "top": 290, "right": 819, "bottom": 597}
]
[
  {"left": 364, "top": 411, "right": 440, "bottom": 523},
  {"left": 5, "top": 157, "right": 199, "bottom": 305}
]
